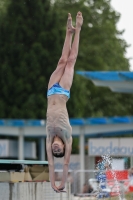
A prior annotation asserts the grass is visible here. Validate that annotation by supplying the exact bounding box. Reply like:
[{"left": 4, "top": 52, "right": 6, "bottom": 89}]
[{"left": 99, "top": 193, "right": 133, "bottom": 200}]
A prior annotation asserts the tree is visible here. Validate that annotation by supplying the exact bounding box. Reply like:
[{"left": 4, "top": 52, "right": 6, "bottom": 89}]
[
  {"left": 0, "top": 0, "right": 10, "bottom": 16},
  {"left": 0, "top": 0, "right": 64, "bottom": 118},
  {"left": 0, "top": 0, "right": 133, "bottom": 119},
  {"left": 54, "top": 0, "right": 133, "bottom": 117}
]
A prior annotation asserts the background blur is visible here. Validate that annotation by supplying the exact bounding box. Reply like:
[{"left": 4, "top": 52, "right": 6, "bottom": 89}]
[
  {"left": 111, "top": 0, "right": 133, "bottom": 71},
  {"left": 0, "top": 0, "right": 133, "bottom": 163}
]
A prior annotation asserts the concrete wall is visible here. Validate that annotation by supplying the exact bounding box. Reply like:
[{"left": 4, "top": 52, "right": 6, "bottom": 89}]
[{"left": 0, "top": 182, "right": 71, "bottom": 200}]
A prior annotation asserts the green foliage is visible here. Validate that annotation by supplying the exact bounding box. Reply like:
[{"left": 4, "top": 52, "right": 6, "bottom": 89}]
[
  {"left": 72, "top": 137, "right": 79, "bottom": 154},
  {"left": 0, "top": 0, "right": 63, "bottom": 118},
  {"left": 0, "top": 0, "right": 133, "bottom": 119},
  {"left": 0, "top": 0, "right": 10, "bottom": 16},
  {"left": 54, "top": 0, "right": 133, "bottom": 117}
]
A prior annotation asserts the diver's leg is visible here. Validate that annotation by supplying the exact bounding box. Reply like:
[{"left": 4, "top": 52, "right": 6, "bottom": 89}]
[
  {"left": 48, "top": 13, "right": 75, "bottom": 89},
  {"left": 59, "top": 12, "right": 83, "bottom": 90}
]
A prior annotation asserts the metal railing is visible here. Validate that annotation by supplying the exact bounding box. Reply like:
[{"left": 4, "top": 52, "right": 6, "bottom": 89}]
[{"left": 0, "top": 182, "right": 72, "bottom": 200}]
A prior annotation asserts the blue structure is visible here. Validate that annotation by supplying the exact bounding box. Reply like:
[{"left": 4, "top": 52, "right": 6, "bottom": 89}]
[
  {"left": 0, "top": 116, "right": 133, "bottom": 160},
  {"left": 0, "top": 116, "right": 133, "bottom": 137},
  {"left": 75, "top": 70, "right": 133, "bottom": 187},
  {"left": 77, "top": 71, "right": 133, "bottom": 93}
]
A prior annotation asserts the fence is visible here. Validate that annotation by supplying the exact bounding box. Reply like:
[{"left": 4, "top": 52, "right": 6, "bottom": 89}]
[{"left": 0, "top": 182, "right": 71, "bottom": 200}]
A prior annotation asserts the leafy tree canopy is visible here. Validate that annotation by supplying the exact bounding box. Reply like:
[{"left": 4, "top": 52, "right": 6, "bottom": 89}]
[{"left": 0, "top": 0, "right": 133, "bottom": 119}]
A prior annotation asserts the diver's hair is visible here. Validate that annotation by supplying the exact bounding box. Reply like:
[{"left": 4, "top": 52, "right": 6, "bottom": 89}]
[{"left": 52, "top": 149, "right": 65, "bottom": 158}]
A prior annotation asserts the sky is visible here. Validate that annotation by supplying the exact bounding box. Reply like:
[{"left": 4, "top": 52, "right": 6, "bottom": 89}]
[{"left": 111, "top": 0, "right": 133, "bottom": 71}]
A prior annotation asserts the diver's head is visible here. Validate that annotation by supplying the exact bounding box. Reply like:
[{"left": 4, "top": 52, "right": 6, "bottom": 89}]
[{"left": 52, "top": 136, "right": 65, "bottom": 158}]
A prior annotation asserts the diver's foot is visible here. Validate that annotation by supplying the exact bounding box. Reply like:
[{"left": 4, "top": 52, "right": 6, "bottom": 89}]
[
  {"left": 67, "top": 13, "right": 75, "bottom": 34},
  {"left": 76, "top": 11, "right": 83, "bottom": 29}
]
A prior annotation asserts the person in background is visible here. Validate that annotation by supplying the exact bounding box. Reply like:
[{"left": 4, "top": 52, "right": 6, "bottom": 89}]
[
  {"left": 82, "top": 183, "right": 93, "bottom": 194},
  {"left": 128, "top": 167, "right": 133, "bottom": 184}
]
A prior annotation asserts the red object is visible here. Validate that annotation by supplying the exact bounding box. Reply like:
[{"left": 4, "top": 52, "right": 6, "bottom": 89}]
[
  {"left": 106, "top": 170, "right": 130, "bottom": 196},
  {"left": 106, "top": 170, "right": 128, "bottom": 180},
  {"left": 129, "top": 186, "right": 133, "bottom": 192}
]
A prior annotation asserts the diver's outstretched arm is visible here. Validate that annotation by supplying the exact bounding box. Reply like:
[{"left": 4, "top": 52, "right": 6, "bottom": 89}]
[
  {"left": 57, "top": 137, "right": 72, "bottom": 191},
  {"left": 46, "top": 138, "right": 61, "bottom": 192}
]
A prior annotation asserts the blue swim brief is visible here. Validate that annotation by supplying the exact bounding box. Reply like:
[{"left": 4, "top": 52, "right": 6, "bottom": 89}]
[{"left": 47, "top": 83, "right": 70, "bottom": 99}]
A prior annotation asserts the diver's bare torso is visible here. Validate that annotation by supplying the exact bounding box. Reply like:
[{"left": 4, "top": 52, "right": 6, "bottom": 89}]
[{"left": 46, "top": 94, "right": 72, "bottom": 142}]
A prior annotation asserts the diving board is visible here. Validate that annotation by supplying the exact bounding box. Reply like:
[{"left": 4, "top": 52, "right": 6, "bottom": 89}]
[
  {"left": 77, "top": 71, "right": 133, "bottom": 93},
  {"left": 0, "top": 160, "right": 48, "bottom": 165}
]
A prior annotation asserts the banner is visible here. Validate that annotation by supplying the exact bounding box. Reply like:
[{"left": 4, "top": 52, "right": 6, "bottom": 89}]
[{"left": 89, "top": 138, "right": 133, "bottom": 156}]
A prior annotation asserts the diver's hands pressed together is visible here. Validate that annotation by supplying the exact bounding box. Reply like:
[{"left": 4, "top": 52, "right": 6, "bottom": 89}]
[
  {"left": 57, "top": 184, "right": 65, "bottom": 191},
  {"left": 52, "top": 184, "right": 60, "bottom": 193},
  {"left": 52, "top": 185, "right": 63, "bottom": 193},
  {"left": 52, "top": 184, "right": 66, "bottom": 193}
]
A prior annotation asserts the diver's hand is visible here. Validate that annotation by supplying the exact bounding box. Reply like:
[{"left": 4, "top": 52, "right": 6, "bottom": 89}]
[
  {"left": 57, "top": 185, "right": 66, "bottom": 193},
  {"left": 52, "top": 185, "right": 61, "bottom": 193}
]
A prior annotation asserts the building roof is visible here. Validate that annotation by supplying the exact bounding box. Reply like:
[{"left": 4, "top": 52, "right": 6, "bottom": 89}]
[
  {"left": 76, "top": 71, "right": 133, "bottom": 93},
  {"left": 0, "top": 116, "right": 133, "bottom": 127},
  {"left": 0, "top": 117, "right": 133, "bottom": 137}
]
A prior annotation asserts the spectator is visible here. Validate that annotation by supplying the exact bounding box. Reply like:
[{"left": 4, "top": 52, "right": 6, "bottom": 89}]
[
  {"left": 82, "top": 183, "right": 93, "bottom": 194},
  {"left": 128, "top": 167, "right": 133, "bottom": 185}
]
